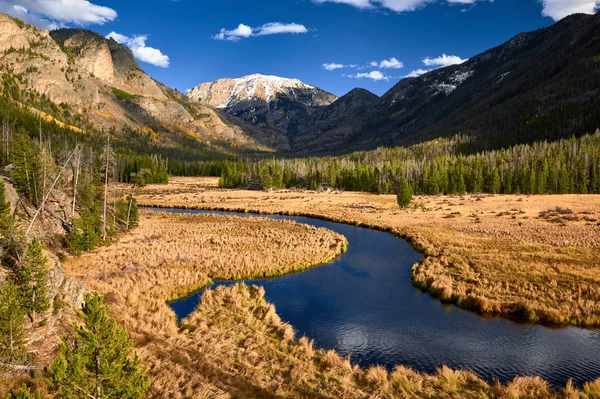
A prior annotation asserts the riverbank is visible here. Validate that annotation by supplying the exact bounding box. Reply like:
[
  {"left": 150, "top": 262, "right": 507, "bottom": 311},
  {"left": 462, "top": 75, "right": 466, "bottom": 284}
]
[
  {"left": 63, "top": 182, "right": 600, "bottom": 397},
  {"left": 137, "top": 177, "right": 600, "bottom": 327},
  {"left": 63, "top": 210, "right": 349, "bottom": 397}
]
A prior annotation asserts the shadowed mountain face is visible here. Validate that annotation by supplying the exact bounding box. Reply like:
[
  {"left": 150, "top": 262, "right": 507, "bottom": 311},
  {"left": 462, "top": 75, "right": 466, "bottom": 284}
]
[{"left": 288, "top": 13, "right": 600, "bottom": 153}]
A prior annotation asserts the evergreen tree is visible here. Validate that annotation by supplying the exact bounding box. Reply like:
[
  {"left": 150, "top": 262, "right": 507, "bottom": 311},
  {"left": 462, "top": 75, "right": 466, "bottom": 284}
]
[
  {"left": 0, "top": 279, "right": 27, "bottom": 365},
  {"left": 0, "top": 180, "right": 24, "bottom": 270},
  {"left": 68, "top": 210, "right": 102, "bottom": 253},
  {"left": 271, "top": 162, "right": 283, "bottom": 189},
  {"left": 9, "top": 129, "right": 42, "bottom": 206},
  {"left": 456, "top": 171, "right": 467, "bottom": 196},
  {"left": 7, "top": 385, "right": 43, "bottom": 399},
  {"left": 559, "top": 167, "right": 570, "bottom": 194},
  {"left": 283, "top": 164, "right": 293, "bottom": 188},
  {"left": 0, "top": 179, "right": 10, "bottom": 217},
  {"left": 547, "top": 162, "right": 558, "bottom": 193},
  {"left": 115, "top": 197, "right": 139, "bottom": 229},
  {"left": 48, "top": 293, "right": 149, "bottom": 399},
  {"left": 491, "top": 169, "right": 501, "bottom": 194},
  {"left": 535, "top": 169, "right": 546, "bottom": 194},
  {"left": 396, "top": 178, "right": 413, "bottom": 208},
  {"left": 0, "top": 179, "right": 14, "bottom": 250},
  {"left": 13, "top": 238, "right": 49, "bottom": 324},
  {"left": 259, "top": 167, "right": 273, "bottom": 190}
]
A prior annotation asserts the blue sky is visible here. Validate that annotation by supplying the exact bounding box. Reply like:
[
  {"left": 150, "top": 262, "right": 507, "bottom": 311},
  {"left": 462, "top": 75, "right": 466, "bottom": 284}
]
[{"left": 1, "top": 0, "right": 598, "bottom": 96}]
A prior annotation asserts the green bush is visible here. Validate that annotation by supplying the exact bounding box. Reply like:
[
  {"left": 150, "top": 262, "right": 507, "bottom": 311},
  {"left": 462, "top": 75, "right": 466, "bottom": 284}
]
[
  {"left": 112, "top": 87, "right": 140, "bottom": 101},
  {"left": 396, "top": 178, "right": 413, "bottom": 208}
]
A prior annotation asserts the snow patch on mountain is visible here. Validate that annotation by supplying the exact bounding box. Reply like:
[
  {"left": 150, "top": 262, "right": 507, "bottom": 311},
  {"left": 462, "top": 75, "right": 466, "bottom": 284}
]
[
  {"left": 187, "top": 74, "right": 331, "bottom": 109},
  {"left": 432, "top": 70, "right": 474, "bottom": 95}
]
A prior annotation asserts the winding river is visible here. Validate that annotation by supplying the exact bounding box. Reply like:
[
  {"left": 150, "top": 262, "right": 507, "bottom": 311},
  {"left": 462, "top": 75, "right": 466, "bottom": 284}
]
[{"left": 155, "top": 208, "right": 600, "bottom": 387}]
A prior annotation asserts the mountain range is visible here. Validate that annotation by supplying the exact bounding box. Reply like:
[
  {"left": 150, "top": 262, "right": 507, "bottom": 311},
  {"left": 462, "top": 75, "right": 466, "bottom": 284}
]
[{"left": 1, "top": 12, "right": 599, "bottom": 157}]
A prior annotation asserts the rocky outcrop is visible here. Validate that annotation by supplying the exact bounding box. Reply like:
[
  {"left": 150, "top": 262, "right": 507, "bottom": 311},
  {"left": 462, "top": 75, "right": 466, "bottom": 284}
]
[
  {"left": 0, "top": 175, "right": 87, "bottom": 315},
  {"left": 45, "top": 251, "right": 88, "bottom": 309},
  {"left": 0, "top": 14, "right": 30, "bottom": 52},
  {"left": 0, "top": 13, "right": 285, "bottom": 156}
]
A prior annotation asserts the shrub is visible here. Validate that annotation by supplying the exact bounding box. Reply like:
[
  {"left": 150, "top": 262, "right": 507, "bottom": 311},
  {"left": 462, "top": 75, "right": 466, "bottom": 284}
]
[
  {"left": 112, "top": 87, "right": 140, "bottom": 101},
  {"left": 396, "top": 178, "right": 413, "bottom": 208}
]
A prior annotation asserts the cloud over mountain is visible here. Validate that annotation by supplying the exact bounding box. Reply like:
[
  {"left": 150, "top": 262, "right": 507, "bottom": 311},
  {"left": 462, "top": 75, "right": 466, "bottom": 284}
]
[
  {"left": 107, "top": 32, "right": 170, "bottom": 68},
  {"left": 213, "top": 22, "right": 308, "bottom": 41},
  {"left": 0, "top": 0, "right": 116, "bottom": 28}
]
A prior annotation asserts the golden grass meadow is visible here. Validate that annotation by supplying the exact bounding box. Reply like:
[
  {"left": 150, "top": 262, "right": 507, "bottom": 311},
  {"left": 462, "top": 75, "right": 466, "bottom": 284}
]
[
  {"left": 58, "top": 177, "right": 600, "bottom": 398},
  {"left": 138, "top": 177, "right": 600, "bottom": 327}
]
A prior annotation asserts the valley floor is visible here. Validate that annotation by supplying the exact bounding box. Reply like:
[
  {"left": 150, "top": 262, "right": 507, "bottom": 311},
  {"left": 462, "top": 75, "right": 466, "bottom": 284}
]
[
  {"left": 60, "top": 177, "right": 600, "bottom": 398},
  {"left": 138, "top": 177, "right": 600, "bottom": 327}
]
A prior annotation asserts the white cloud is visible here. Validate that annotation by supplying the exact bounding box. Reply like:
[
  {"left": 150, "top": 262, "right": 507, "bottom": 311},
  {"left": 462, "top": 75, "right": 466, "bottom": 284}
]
[
  {"left": 423, "top": 54, "right": 467, "bottom": 67},
  {"left": 346, "top": 70, "right": 390, "bottom": 81},
  {"left": 256, "top": 22, "right": 308, "bottom": 35},
  {"left": 213, "top": 22, "right": 308, "bottom": 41},
  {"left": 377, "top": 0, "right": 435, "bottom": 12},
  {"left": 0, "top": 0, "right": 116, "bottom": 27},
  {"left": 312, "top": 0, "right": 373, "bottom": 9},
  {"left": 402, "top": 53, "right": 465, "bottom": 78},
  {"left": 107, "top": 32, "right": 170, "bottom": 68},
  {"left": 323, "top": 63, "right": 345, "bottom": 71},
  {"left": 538, "top": 0, "right": 599, "bottom": 21},
  {"left": 405, "top": 68, "right": 430, "bottom": 77},
  {"left": 378, "top": 57, "right": 404, "bottom": 69},
  {"left": 313, "top": 0, "right": 492, "bottom": 12},
  {"left": 349, "top": 58, "right": 403, "bottom": 70}
]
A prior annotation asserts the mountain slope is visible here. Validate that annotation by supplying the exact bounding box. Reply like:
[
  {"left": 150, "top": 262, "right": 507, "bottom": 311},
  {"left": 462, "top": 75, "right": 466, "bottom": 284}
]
[
  {"left": 0, "top": 16, "right": 288, "bottom": 156},
  {"left": 291, "top": 13, "right": 600, "bottom": 153},
  {"left": 290, "top": 88, "right": 379, "bottom": 152},
  {"left": 187, "top": 74, "right": 337, "bottom": 134}
]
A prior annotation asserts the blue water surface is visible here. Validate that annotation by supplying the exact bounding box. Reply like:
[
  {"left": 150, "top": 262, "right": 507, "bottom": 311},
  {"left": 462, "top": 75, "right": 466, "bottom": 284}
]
[{"left": 153, "top": 208, "right": 600, "bottom": 387}]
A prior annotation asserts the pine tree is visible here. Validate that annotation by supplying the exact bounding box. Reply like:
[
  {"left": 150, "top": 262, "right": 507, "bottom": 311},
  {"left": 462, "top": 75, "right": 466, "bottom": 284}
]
[
  {"left": 491, "top": 169, "right": 501, "bottom": 194},
  {"left": 535, "top": 169, "right": 546, "bottom": 194},
  {"left": 7, "top": 384, "right": 43, "bottom": 399},
  {"left": 115, "top": 197, "right": 139, "bottom": 229},
  {"left": 396, "top": 178, "right": 413, "bottom": 208},
  {"left": 0, "top": 179, "right": 13, "bottom": 246},
  {"left": 559, "top": 167, "right": 570, "bottom": 194},
  {"left": 456, "top": 170, "right": 467, "bottom": 195},
  {"left": 13, "top": 238, "right": 49, "bottom": 324},
  {"left": 259, "top": 167, "right": 273, "bottom": 190},
  {"left": 68, "top": 209, "right": 102, "bottom": 253},
  {"left": 0, "top": 179, "right": 10, "bottom": 217},
  {"left": 0, "top": 279, "right": 27, "bottom": 365},
  {"left": 9, "top": 129, "right": 42, "bottom": 206},
  {"left": 271, "top": 162, "right": 283, "bottom": 189},
  {"left": 48, "top": 293, "right": 149, "bottom": 399},
  {"left": 0, "top": 180, "right": 24, "bottom": 269}
]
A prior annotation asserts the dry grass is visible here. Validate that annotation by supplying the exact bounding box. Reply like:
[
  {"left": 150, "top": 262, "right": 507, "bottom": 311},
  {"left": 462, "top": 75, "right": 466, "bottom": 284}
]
[
  {"left": 63, "top": 211, "right": 348, "bottom": 398},
  {"left": 54, "top": 178, "right": 600, "bottom": 398},
  {"left": 55, "top": 188, "right": 600, "bottom": 399},
  {"left": 136, "top": 177, "right": 600, "bottom": 326}
]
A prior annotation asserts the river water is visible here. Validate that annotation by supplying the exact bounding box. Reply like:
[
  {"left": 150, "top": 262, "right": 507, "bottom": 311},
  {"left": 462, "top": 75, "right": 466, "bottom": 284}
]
[{"left": 155, "top": 208, "right": 600, "bottom": 386}]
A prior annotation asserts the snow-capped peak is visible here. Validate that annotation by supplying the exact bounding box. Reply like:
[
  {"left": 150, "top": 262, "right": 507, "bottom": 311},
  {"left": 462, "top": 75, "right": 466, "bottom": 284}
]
[{"left": 186, "top": 73, "right": 326, "bottom": 108}]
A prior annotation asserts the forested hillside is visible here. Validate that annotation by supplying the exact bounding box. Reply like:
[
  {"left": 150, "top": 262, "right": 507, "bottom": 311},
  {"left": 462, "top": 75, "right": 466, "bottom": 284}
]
[
  {"left": 214, "top": 132, "right": 600, "bottom": 195},
  {"left": 289, "top": 13, "right": 600, "bottom": 153}
]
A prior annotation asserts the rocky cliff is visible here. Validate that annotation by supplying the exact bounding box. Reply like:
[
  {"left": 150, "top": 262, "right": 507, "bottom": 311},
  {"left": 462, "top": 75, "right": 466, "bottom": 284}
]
[{"left": 0, "top": 15, "right": 287, "bottom": 154}]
